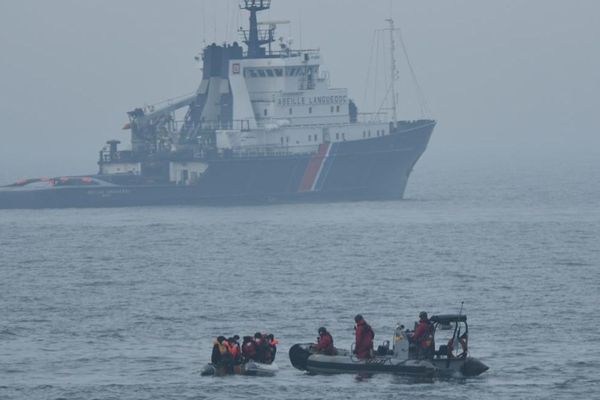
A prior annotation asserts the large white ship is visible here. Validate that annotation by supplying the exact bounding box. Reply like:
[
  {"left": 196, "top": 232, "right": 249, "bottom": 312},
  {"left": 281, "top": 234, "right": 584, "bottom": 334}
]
[{"left": 0, "top": 0, "right": 435, "bottom": 209}]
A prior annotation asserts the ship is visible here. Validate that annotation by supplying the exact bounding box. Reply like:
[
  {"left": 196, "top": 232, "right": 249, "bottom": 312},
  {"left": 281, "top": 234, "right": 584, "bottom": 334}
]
[{"left": 0, "top": 0, "right": 435, "bottom": 209}]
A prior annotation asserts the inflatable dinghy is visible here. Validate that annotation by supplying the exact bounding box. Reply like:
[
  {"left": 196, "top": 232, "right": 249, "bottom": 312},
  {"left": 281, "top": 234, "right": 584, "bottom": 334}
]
[{"left": 201, "top": 360, "right": 278, "bottom": 377}]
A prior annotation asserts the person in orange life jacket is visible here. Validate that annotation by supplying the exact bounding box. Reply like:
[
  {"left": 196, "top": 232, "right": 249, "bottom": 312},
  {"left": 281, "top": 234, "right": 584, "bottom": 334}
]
[
  {"left": 227, "top": 335, "right": 242, "bottom": 363},
  {"left": 411, "top": 311, "right": 434, "bottom": 359},
  {"left": 211, "top": 336, "right": 234, "bottom": 371},
  {"left": 254, "top": 332, "right": 269, "bottom": 363},
  {"left": 354, "top": 315, "right": 375, "bottom": 359},
  {"left": 312, "top": 327, "right": 336, "bottom": 355},
  {"left": 265, "top": 334, "right": 279, "bottom": 364},
  {"left": 241, "top": 336, "right": 258, "bottom": 362}
]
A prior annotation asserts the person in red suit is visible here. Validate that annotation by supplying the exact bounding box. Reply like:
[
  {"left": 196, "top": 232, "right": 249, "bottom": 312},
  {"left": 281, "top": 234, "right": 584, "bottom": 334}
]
[
  {"left": 411, "top": 311, "right": 434, "bottom": 359},
  {"left": 353, "top": 315, "right": 374, "bottom": 359},
  {"left": 312, "top": 327, "right": 336, "bottom": 355}
]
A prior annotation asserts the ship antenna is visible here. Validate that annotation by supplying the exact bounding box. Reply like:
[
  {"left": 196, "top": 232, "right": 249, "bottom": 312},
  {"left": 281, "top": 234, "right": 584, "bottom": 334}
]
[
  {"left": 240, "top": 0, "right": 272, "bottom": 58},
  {"left": 385, "top": 17, "right": 398, "bottom": 126}
]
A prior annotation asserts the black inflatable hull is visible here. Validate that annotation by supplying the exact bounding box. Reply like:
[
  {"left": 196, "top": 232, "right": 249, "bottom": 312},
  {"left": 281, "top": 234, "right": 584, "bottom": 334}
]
[{"left": 289, "top": 344, "right": 488, "bottom": 377}]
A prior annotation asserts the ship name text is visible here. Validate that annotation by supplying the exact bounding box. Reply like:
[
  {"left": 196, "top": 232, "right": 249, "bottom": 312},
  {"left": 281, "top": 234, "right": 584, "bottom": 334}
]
[{"left": 277, "top": 95, "right": 348, "bottom": 107}]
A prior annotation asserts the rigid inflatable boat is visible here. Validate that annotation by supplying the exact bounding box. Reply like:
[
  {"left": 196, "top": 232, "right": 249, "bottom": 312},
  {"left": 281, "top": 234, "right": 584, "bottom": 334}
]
[{"left": 289, "top": 314, "right": 488, "bottom": 378}]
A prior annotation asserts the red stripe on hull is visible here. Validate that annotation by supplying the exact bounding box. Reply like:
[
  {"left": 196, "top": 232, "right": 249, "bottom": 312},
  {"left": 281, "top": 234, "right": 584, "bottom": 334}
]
[{"left": 299, "top": 143, "right": 329, "bottom": 192}]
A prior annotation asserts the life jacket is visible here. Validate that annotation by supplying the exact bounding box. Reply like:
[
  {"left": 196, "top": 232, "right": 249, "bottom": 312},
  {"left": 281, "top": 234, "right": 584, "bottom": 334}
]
[
  {"left": 214, "top": 340, "right": 229, "bottom": 355},
  {"left": 230, "top": 343, "right": 241, "bottom": 360},
  {"left": 417, "top": 322, "right": 434, "bottom": 349},
  {"left": 225, "top": 341, "right": 240, "bottom": 359}
]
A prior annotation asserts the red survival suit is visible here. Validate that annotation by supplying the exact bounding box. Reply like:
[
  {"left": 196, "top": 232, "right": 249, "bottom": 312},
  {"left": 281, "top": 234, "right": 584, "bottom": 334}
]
[
  {"left": 314, "top": 331, "right": 335, "bottom": 355},
  {"left": 354, "top": 320, "right": 374, "bottom": 359}
]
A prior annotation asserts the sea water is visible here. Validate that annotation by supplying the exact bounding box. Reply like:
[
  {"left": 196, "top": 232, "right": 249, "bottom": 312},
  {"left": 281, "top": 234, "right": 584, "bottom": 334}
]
[{"left": 1, "top": 158, "right": 599, "bottom": 399}]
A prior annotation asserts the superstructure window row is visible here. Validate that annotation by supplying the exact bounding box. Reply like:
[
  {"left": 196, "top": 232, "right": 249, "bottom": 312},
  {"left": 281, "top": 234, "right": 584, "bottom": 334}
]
[{"left": 244, "top": 66, "right": 318, "bottom": 78}]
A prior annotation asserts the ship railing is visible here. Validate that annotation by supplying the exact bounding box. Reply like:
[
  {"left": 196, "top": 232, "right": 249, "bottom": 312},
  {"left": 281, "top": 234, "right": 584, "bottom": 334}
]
[
  {"left": 229, "top": 143, "right": 320, "bottom": 158},
  {"left": 241, "top": 48, "right": 320, "bottom": 59},
  {"left": 356, "top": 112, "right": 388, "bottom": 123},
  {"left": 183, "top": 120, "right": 253, "bottom": 133}
]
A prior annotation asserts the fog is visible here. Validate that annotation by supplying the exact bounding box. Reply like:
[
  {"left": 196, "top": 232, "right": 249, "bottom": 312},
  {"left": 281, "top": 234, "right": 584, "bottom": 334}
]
[{"left": 1, "top": 0, "right": 599, "bottom": 185}]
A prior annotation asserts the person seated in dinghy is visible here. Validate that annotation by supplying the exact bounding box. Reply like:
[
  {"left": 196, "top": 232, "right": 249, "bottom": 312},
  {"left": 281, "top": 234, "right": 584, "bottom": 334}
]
[
  {"left": 227, "top": 336, "right": 242, "bottom": 364},
  {"left": 311, "top": 327, "right": 336, "bottom": 355},
  {"left": 211, "top": 336, "right": 234, "bottom": 373},
  {"left": 353, "top": 315, "right": 375, "bottom": 359},
  {"left": 265, "top": 334, "right": 279, "bottom": 363},
  {"left": 242, "top": 336, "right": 258, "bottom": 362}
]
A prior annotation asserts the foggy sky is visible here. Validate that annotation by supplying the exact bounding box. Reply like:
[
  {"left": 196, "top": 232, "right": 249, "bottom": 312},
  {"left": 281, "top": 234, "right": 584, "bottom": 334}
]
[{"left": 1, "top": 0, "right": 599, "bottom": 185}]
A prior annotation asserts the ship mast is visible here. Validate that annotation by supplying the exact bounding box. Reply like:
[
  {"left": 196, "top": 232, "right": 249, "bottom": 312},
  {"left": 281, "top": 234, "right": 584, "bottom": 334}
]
[
  {"left": 385, "top": 17, "right": 398, "bottom": 125},
  {"left": 240, "top": 0, "right": 272, "bottom": 58}
]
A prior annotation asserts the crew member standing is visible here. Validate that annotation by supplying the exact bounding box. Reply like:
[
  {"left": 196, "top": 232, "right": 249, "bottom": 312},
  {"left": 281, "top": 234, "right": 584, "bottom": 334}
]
[
  {"left": 412, "top": 311, "right": 434, "bottom": 359},
  {"left": 353, "top": 315, "right": 374, "bottom": 359}
]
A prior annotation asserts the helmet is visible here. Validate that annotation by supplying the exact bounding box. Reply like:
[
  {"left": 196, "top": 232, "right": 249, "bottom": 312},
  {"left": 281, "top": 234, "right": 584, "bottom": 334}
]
[
  {"left": 354, "top": 314, "right": 364, "bottom": 323},
  {"left": 419, "top": 311, "right": 428, "bottom": 320},
  {"left": 318, "top": 327, "right": 327, "bottom": 334}
]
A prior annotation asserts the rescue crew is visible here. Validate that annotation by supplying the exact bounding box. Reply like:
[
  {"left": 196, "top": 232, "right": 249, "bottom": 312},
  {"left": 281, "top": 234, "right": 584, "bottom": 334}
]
[
  {"left": 311, "top": 327, "right": 336, "bottom": 355},
  {"left": 353, "top": 315, "right": 375, "bottom": 359},
  {"left": 411, "top": 311, "right": 434, "bottom": 359}
]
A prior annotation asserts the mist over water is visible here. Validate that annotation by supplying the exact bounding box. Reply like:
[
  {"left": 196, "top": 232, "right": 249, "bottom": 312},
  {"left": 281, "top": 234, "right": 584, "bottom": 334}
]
[
  {"left": 1, "top": 0, "right": 599, "bottom": 398},
  {"left": 1, "top": 161, "right": 599, "bottom": 399}
]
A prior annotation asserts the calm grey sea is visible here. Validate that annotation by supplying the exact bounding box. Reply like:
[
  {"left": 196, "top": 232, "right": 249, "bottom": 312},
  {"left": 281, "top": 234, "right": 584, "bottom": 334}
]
[{"left": 1, "top": 159, "right": 599, "bottom": 399}]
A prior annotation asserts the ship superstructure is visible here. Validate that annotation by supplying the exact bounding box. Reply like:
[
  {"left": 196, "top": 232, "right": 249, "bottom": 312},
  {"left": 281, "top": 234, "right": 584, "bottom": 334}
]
[{"left": 0, "top": 0, "right": 435, "bottom": 209}]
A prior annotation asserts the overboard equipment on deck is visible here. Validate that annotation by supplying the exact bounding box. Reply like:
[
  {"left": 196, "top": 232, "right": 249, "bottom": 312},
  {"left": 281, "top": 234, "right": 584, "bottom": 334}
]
[{"left": 289, "top": 314, "right": 489, "bottom": 377}]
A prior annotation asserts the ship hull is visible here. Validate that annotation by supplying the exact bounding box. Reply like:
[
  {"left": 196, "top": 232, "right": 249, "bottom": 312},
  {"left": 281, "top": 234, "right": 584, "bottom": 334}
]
[{"left": 0, "top": 121, "right": 434, "bottom": 209}]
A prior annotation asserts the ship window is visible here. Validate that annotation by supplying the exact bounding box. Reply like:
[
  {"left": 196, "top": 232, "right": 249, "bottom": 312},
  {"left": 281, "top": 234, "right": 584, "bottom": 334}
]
[
  {"left": 336, "top": 133, "right": 340, "bottom": 140},
  {"left": 314, "top": 134, "right": 318, "bottom": 141},
  {"left": 275, "top": 68, "right": 283, "bottom": 77},
  {"left": 363, "top": 131, "right": 366, "bottom": 138},
  {"left": 342, "top": 133, "right": 346, "bottom": 141},
  {"left": 266, "top": 69, "right": 274, "bottom": 77},
  {"left": 368, "top": 131, "right": 371, "bottom": 137},
  {"left": 248, "top": 69, "right": 258, "bottom": 78},
  {"left": 286, "top": 137, "right": 290, "bottom": 143},
  {"left": 330, "top": 106, "right": 334, "bottom": 113},
  {"left": 308, "top": 135, "right": 312, "bottom": 142},
  {"left": 258, "top": 70, "right": 267, "bottom": 78},
  {"left": 289, "top": 108, "right": 293, "bottom": 115},
  {"left": 264, "top": 109, "right": 268, "bottom": 116},
  {"left": 281, "top": 137, "right": 284, "bottom": 145},
  {"left": 336, "top": 105, "right": 340, "bottom": 113},
  {"left": 309, "top": 107, "right": 312, "bottom": 114}
]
